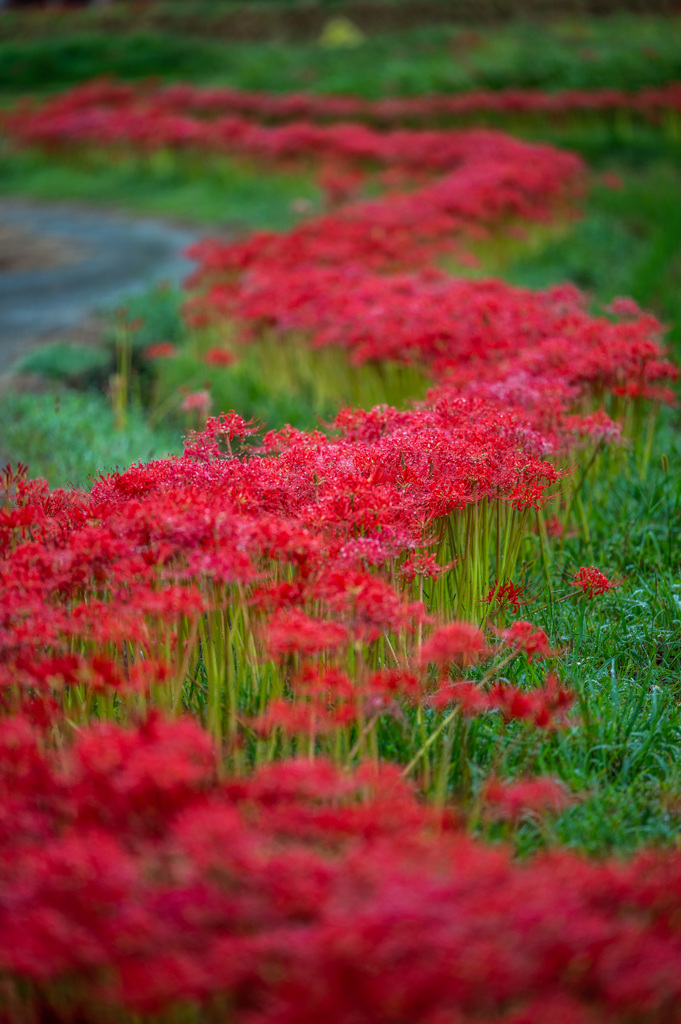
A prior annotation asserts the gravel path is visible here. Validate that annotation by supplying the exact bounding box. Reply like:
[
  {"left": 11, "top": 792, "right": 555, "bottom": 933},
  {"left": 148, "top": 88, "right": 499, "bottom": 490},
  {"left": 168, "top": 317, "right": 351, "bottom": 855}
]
[{"left": 0, "top": 199, "right": 201, "bottom": 372}]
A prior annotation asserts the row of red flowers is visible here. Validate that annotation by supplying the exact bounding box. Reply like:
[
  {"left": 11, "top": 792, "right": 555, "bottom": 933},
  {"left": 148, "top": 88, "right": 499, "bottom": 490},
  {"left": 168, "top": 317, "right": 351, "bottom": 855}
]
[
  {"left": 0, "top": 77, "right": 677, "bottom": 1022},
  {"left": 9, "top": 76, "right": 681, "bottom": 129},
  {"left": 3, "top": 712, "right": 681, "bottom": 1023}
]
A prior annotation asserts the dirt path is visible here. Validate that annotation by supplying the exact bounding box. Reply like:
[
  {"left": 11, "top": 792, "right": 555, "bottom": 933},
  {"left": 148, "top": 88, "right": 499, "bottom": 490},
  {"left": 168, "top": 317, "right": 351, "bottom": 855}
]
[{"left": 0, "top": 198, "right": 201, "bottom": 372}]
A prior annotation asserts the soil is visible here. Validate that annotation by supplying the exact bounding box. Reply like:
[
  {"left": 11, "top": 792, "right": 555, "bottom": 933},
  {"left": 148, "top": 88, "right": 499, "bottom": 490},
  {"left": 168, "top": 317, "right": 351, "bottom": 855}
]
[{"left": 0, "top": 222, "right": 83, "bottom": 274}]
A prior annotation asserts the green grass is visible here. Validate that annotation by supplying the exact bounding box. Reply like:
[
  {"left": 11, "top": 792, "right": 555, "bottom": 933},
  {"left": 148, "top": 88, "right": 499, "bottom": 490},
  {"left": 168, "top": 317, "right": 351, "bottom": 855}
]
[
  {"left": 0, "top": 389, "right": 181, "bottom": 490},
  {"left": 460, "top": 147, "right": 681, "bottom": 855},
  {"left": 514, "top": 419, "right": 681, "bottom": 853},
  {"left": 0, "top": 16, "right": 680, "bottom": 97},
  {"left": 0, "top": 146, "right": 321, "bottom": 230},
  {"left": 503, "top": 162, "right": 681, "bottom": 348}
]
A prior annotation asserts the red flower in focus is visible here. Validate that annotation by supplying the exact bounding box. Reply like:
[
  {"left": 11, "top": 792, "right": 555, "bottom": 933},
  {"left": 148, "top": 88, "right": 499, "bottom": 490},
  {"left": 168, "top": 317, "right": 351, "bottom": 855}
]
[
  {"left": 570, "top": 565, "right": 624, "bottom": 599},
  {"left": 483, "top": 579, "right": 527, "bottom": 614},
  {"left": 399, "top": 552, "right": 454, "bottom": 581},
  {"left": 205, "top": 410, "right": 259, "bottom": 441},
  {"left": 420, "top": 622, "right": 490, "bottom": 669}
]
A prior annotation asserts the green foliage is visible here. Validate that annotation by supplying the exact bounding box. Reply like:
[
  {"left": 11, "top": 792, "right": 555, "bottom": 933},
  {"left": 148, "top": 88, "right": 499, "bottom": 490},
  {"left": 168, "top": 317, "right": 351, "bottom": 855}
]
[
  {"left": 15, "top": 341, "right": 112, "bottom": 387},
  {"left": 150, "top": 345, "right": 335, "bottom": 432},
  {"left": 0, "top": 146, "right": 320, "bottom": 230},
  {"left": 0, "top": 33, "right": 229, "bottom": 92},
  {"left": 503, "top": 162, "right": 681, "bottom": 347},
  {"left": 0, "top": 16, "right": 680, "bottom": 97},
  {"left": 107, "top": 283, "right": 190, "bottom": 352},
  {"left": 0, "top": 389, "right": 181, "bottom": 489}
]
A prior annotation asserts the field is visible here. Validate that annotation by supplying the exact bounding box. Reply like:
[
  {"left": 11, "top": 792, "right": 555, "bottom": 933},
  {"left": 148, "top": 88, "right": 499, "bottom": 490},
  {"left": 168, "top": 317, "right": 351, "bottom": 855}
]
[{"left": 1, "top": 8, "right": 681, "bottom": 1023}]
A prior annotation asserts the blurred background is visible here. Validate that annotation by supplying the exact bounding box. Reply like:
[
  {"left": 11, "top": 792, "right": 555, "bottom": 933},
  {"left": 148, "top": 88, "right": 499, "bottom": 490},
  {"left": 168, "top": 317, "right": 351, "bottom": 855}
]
[{"left": 1, "top": 0, "right": 680, "bottom": 485}]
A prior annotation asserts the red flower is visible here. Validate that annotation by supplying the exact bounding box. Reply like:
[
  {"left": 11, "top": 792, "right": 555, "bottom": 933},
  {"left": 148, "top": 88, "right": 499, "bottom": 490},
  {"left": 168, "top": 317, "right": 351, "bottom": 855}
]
[
  {"left": 266, "top": 609, "right": 348, "bottom": 659},
  {"left": 180, "top": 389, "right": 212, "bottom": 414},
  {"left": 570, "top": 565, "right": 625, "bottom": 599},
  {"left": 145, "top": 341, "right": 177, "bottom": 359},
  {"left": 483, "top": 579, "right": 528, "bottom": 613},
  {"left": 481, "top": 775, "right": 574, "bottom": 821},
  {"left": 494, "top": 620, "right": 559, "bottom": 660},
  {"left": 203, "top": 347, "right": 236, "bottom": 367},
  {"left": 420, "top": 622, "right": 490, "bottom": 669},
  {"left": 428, "top": 679, "right": 494, "bottom": 715}
]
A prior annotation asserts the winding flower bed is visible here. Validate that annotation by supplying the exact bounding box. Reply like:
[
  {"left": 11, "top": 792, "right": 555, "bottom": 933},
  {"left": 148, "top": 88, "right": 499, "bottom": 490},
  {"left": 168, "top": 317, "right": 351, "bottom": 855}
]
[
  {"left": 8, "top": 77, "right": 681, "bottom": 131},
  {"left": 1, "top": 80, "right": 680, "bottom": 1023}
]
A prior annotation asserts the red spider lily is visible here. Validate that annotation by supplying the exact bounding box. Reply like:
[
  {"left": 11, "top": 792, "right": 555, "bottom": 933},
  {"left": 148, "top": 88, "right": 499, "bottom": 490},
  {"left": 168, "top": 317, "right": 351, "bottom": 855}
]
[
  {"left": 0, "top": 76, "right": 680, "bottom": 1022},
  {"left": 2, "top": 717, "right": 681, "bottom": 1022},
  {"left": 144, "top": 341, "right": 178, "bottom": 359},
  {"left": 561, "top": 410, "right": 623, "bottom": 445},
  {"left": 427, "top": 679, "right": 495, "bottom": 715},
  {"left": 182, "top": 410, "right": 259, "bottom": 459},
  {"left": 480, "top": 775, "right": 575, "bottom": 821},
  {"left": 483, "top": 579, "right": 528, "bottom": 614},
  {"left": 266, "top": 609, "right": 349, "bottom": 659},
  {"left": 203, "top": 347, "right": 236, "bottom": 366},
  {"left": 490, "top": 672, "right": 576, "bottom": 728},
  {"left": 420, "top": 622, "right": 490, "bottom": 669},
  {"left": 180, "top": 389, "right": 212, "bottom": 414},
  {"left": 493, "top": 620, "right": 561, "bottom": 660},
  {"left": 399, "top": 551, "right": 454, "bottom": 581},
  {"left": 570, "top": 565, "right": 626, "bottom": 598},
  {"left": 251, "top": 695, "right": 357, "bottom": 736},
  {"left": 366, "top": 668, "right": 422, "bottom": 700},
  {"left": 248, "top": 580, "right": 304, "bottom": 611},
  {"left": 9, "top": 77, "right": 681, "bottom": 136},
  {"left": 315, "top": 567, "right": 426, "bottom": 644},
  {"left": 294, "top": 665, "right": 356, "bottom": 700}
]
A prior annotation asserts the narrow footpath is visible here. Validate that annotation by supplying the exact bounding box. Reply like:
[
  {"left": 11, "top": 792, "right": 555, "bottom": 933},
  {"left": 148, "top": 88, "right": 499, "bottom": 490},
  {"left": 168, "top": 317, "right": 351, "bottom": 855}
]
[{"left": 0, "top": 198, "right": 200, "bottom": 372}]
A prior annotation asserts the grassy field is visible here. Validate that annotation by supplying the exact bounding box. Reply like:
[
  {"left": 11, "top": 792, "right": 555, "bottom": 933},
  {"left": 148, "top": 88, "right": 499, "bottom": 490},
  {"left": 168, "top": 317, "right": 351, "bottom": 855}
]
[{"left": 0, "top": 15, "right": 680, "bottom": 96}]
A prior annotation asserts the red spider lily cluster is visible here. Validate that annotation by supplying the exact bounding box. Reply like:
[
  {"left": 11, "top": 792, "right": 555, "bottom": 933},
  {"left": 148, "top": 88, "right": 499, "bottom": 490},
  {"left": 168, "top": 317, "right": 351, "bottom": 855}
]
[
  {"left": 1, "top": 77, "right": 679, "bottom": 1020},
  {"left": 3, "top": 715, "right": 681, "bottom": 1023},
  {"left": 4, "top": 81, "right": 675, "bottom": 427},
  {"left": 187, "top": 267, "right": 675, "bottom": 418},
  {"left": 1, "top": 398, "right": 590, "bottom": 775},
  {"left": 2, "top": 81, "right": 584, "bottom": 187},
  {"left": 7, "top": 76, "right": 681, "bottom": 132},
  {"left": 1, "top": 403, "right": 567, "bottom": 717}
]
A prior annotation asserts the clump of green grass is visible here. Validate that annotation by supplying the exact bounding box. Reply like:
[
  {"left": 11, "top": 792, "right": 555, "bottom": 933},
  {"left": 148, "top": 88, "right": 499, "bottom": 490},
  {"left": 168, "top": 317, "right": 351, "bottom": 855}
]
[
  {"left": 15, "top": 342, "right": 112, "bottom": 388},
  {"left": 0, "top": 388, "right": 181, "bottom": 490},
  {"left": 0, "top": 146, "right": 321, "bottom": 230}
]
